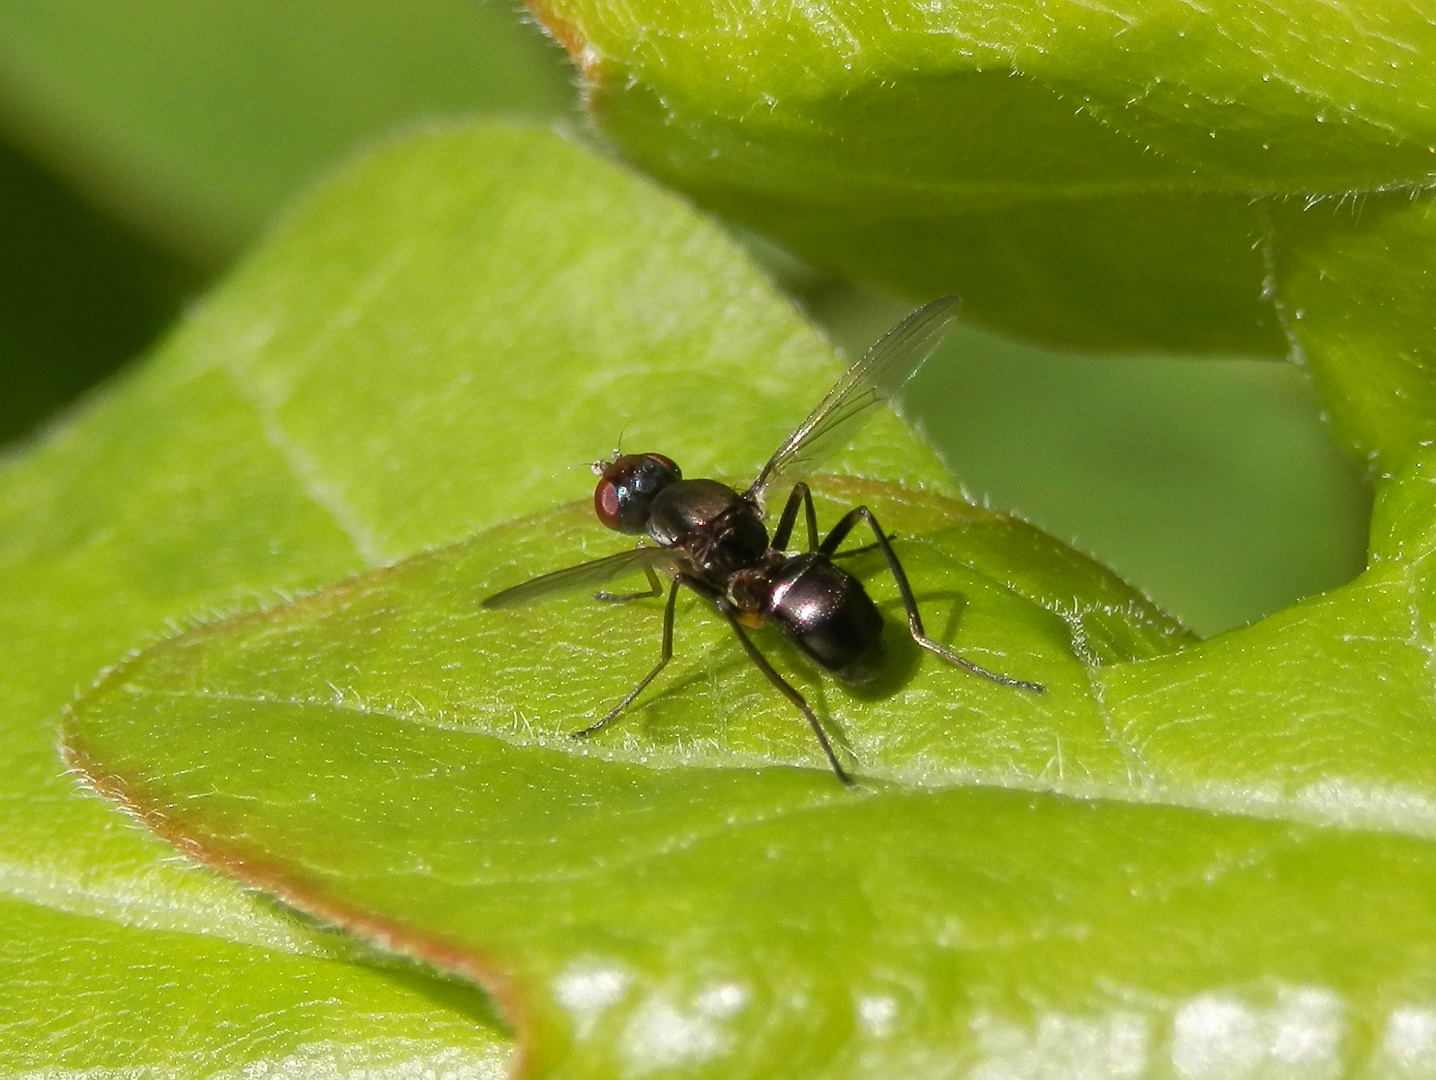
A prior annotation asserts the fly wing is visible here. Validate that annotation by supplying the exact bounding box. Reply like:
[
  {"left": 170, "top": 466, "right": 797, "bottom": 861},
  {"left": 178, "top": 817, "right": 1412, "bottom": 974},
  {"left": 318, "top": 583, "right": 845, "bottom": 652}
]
[
  {"left": 747, "top": 295, "right": 960, "bottom": 502},
  {"left": 482, "top": 547, "right": 678, "bottom": 609}
]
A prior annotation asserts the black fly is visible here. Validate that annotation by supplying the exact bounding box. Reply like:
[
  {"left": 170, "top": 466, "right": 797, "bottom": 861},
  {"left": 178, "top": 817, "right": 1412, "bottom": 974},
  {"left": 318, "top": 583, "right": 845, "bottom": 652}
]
[{"left": 483, "top": 297, "right": 1043, "bottom": 784}]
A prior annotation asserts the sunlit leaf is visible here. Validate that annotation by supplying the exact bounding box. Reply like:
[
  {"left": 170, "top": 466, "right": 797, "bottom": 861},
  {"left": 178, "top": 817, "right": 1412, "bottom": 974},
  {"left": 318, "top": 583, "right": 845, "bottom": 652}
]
[
  {"left": 0, "top": 0, "right": 574, "bottom": 262},
  {"left": 32, "top": 121, "right": 1436, "bottom": 1079},
  {"left": 64, "top": 452, "right": 1436, "bottom": 1078},
  {"left": 1, "top": 123, "right": 878, "bottom": 1075},
  {"left": 65, "top": 479, "right": 1197, "bottom": 1078},
  {"left": 533, "top": 0, "right": 1436, "bottom": 471}
]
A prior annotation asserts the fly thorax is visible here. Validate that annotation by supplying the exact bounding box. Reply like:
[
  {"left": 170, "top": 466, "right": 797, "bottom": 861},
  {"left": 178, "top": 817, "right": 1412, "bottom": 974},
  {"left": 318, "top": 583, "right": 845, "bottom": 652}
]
[
  {"left": 645, "top": 478, "right": 741, "bottom": 547},
  {"left": 726, "top": 509, "right": 770, "bottom": 563}
]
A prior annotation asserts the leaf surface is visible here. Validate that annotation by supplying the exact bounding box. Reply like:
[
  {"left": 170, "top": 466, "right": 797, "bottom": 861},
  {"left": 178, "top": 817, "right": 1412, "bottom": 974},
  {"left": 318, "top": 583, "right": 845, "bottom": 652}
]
[
  {"left": 0, "top": 898, "right": 510, "bottom": 1077},
  {"left": 0, "top": 0, "right": 573, "bottom": 262},
  {"left": 63, "top": 454, "right": 1436, "bottom": 1078},
  {"left": 65, "top": 479, "right": 1195, "bottom": 1077},
  {"left": 533, "top": 0, "right": 1436, "bottom": 471},
  {"left": 23, "top": 116, "right": 1436, "bottom": 1079},
  {"left": 0, "top": 123, "right": 879, "bottom": 1075},
  {"left": 36, "top": 120, "right": 1436, "bottom": 1079}
]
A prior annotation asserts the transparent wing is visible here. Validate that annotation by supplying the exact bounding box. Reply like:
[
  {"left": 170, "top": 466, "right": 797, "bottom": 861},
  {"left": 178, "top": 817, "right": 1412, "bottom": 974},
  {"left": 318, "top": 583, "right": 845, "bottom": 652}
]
[
  {"left": 747, "top": 295, "right": 961, "bottom": 502},
  {"left": 482, "top": 547, "right": 678, "bottom": 609}
]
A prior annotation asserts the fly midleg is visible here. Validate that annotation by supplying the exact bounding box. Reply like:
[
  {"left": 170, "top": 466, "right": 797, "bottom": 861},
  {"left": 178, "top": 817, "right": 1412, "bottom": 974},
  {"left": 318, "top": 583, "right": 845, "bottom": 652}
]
[
  {"left": 593, "top": 562, "right": 664, "bottom": 602},
  {"left": 573, "top": 575, "right": 682, "bottom": 738},
  {"left": 769, "top": 482, "right": 819, "bottom": 553}
]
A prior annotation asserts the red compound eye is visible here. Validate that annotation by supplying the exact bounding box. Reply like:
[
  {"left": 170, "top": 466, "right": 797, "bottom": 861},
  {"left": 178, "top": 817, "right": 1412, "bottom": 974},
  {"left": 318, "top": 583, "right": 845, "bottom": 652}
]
[
  {"left": 591, "top": 452, "right": 680, "bottom": 533},
  {"left": 594, "top": 478, "right": 622, "bottom": 528}
]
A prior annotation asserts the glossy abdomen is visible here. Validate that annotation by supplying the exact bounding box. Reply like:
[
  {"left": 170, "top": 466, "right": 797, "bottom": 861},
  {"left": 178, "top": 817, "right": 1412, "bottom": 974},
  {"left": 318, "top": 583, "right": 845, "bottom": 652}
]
[{"left": 767, "top": 554, "right": 885, "bottom": 684}]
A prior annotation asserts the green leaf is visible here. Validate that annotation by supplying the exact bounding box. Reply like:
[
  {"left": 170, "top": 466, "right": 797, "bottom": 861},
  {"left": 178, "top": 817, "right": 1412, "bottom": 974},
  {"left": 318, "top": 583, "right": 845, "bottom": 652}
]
[
  {"left": 0, "top": 122, "right": 945, "bottom": 1075},
  {"left": 63, "top": 480, "right": 1190, "bottom": 1077},
  {"left": 1, "top": 898, "right": 511, "bottom": 1076},
  {"left": 61, "top": 454, "right": 1436, "bottom": 1078},
  {"left": 41, "top": 121, "right": 1436, "bottom": 1077},
  {"left": 0, "top": 0, "right": 574, "bottom": 263},
  {"left": 1270, "top": 194, "right": 1436, "bottom": 473},
  {"left": 534, "top": 0, "right": 1436, "bottom": 471}
]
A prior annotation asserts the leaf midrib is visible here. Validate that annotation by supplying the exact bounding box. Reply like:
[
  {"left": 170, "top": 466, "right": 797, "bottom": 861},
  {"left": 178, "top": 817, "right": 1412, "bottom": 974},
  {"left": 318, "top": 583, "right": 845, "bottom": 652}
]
[{"left": 83, "top": 682, "right": 1436, "bottom": 844}]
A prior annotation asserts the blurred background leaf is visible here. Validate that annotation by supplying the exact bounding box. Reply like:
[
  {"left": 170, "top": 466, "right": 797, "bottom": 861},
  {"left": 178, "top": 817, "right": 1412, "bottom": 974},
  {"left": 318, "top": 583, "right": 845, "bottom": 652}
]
[
  {"left": 533, "top": 0, "right": 1435, "bottom": 475},
  {"left": 0, "top": 136, "right": 194, "bottom": 444},
  {"left": 0, "top": 0, "right": 1371, "bottom": 638},
  {"left": 0, "top": 0, "right": 574, "bottom": 265},
  {"left": 0, "top": 0, "right": 573, "bottom": 445},
  {"left": 813, "top": 288, "right": 1370, "bottom": 637}
]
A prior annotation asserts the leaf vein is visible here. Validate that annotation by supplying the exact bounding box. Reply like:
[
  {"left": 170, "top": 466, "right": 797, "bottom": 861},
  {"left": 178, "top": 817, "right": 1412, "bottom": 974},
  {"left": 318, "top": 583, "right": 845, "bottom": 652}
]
[{"left": 221, "top": 363, "right": 390, "bottom": 566}]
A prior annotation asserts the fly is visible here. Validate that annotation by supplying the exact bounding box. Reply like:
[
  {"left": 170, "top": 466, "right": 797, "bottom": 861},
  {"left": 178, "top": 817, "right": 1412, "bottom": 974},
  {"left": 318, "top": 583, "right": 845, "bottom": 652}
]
[{"left": 483, "top": 296, "right": 1043, "bottom": 784}]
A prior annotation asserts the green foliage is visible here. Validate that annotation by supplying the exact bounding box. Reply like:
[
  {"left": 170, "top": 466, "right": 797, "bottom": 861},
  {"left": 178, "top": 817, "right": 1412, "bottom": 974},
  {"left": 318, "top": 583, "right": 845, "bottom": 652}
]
[
  {"left": 904, "top": 333, "right": 1371, "bottom": 635},
  {"left": 538, "top": 0, "right": 1436, "bottom": 473},
  {"left": 0, "top": 0, "right": 572, "bottom": 263},
  {"left": 0, "top": 0, "right": 573, "bottom": 441},
  {"left": 0, "top": 123, "right": 926, "bottom": 1075},
  {"left": 0, "top": 0, "right": 1424, "bottom": 1076},
  {"left": 2, "top": 899, "right": 509, "bottom": 1076},
  {"left": 0, "top": 138, "right": 192, "bottom": 443},
  {"left": 1272, "top": 196, "right": 1436, "bottom": 470},
  {"left": 2, "top": 121, "right": 1427, "bottom": 1077},
  {"left": 62, "top": 485, "right": 1189, "bottom": 1077}
]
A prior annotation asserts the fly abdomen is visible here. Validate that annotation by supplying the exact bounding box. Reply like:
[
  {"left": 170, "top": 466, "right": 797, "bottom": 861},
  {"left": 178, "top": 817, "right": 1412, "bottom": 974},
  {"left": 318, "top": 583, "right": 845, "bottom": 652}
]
[{"left": 766, "top": 554, "right": 885, "bottom": 684}]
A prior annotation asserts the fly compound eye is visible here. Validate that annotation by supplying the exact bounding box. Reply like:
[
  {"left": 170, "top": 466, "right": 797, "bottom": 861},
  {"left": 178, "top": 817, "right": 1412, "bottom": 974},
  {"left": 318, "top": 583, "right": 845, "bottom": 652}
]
[
  {"left": 592, "top": 453, "right": 681, "bottom": 534},
  {"left": 593, "top": 476, "right": 624, "bottom": 529}
]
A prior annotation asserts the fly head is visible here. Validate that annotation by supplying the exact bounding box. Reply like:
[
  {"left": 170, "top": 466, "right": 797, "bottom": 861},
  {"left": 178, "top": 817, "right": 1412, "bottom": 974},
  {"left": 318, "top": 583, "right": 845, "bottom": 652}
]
[{"left": 592, "top": 452, "right": 682, "bottom": 534}]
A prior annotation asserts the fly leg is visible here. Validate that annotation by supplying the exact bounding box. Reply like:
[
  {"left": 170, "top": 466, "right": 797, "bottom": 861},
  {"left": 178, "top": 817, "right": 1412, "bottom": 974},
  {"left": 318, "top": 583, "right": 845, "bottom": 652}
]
[
  {"left": 828, "top": 532, "right": 896, "bottom": 560},
  {"left": 718, "top": 605, "right": 853, "bottom": 785},
  {"left": 820, "top": 506, "right": 1044, "bottom": 693},
  {"left": 769, "top": 483, "right": 888, "bottom": 559},
  {"left": 769, "top": 482, "right": 820, "bottom": 553},
  {"left": 573, "top": 575, "right": 681, "bottom": 737},
  {"left": 593, "top": 563, "right": 664, "bottom": 603}
]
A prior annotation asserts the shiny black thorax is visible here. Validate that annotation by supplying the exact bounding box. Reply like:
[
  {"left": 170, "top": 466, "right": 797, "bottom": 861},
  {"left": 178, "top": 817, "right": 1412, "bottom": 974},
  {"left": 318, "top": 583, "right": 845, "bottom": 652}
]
[{"left": 645, "top": 479, "right": 770, "bottom": 581}]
